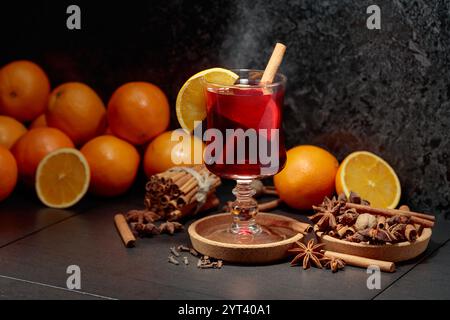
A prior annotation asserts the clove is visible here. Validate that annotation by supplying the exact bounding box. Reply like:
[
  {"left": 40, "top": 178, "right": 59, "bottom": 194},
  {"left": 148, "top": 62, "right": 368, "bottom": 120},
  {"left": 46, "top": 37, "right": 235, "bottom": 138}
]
[
  {"left": 199, "top": 263, "right": 215, "bottom": 269},
  {"left": 183, "top": 256, "right": 189, "bottom": 265},
  {"left": 168, "top": 255, "right": 179, "bottom": 265},
  {"left": 170, "top": 246, "right": 180, "bottom": 257},
  {"left": 177, "top": 244, "right": 190, "bottom": 252},
  {"left": 196, "top": 255, "right": 223, "bottom": 269}
]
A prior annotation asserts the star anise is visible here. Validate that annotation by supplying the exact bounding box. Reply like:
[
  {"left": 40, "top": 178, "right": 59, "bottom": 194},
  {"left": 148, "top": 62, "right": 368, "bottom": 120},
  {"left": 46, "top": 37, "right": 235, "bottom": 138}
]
[
  {"left": 348, "top": 191, "right": 370, "bottom": 206},
  {"left": 322, "top": 257, "right": 346, "bottom": 273},
  {"left": 309, "top": 196, "right": 343, "bottom": 231},
  {"left": 126, "top": 209, "right": 162, "bottom": 237},
  {"left": 133, "top": 222, "right": 160, "bottom": 236},
  {"left": 159, "top": 221, "right": 184, "bottom": 235},
  {"left": 126, "top": 209, "right": 161, "bottom": 224},
  {"left": 346, "top": 232, "right": 366, "bottom": 243},
  {"left": 357, "top": 227, "right": 394, "bottom": 244},
  {"left": 289, "top": 239, "right": 325, "bottom": 270},
  {"left": 388, "top": 223, "right": 407, "bottom": 242},
  {"left": 386, "top": 215, "right": 410, "bottom": 226},
  {"left": 337, "top": 208, "right": 359, "bottom": 225}
]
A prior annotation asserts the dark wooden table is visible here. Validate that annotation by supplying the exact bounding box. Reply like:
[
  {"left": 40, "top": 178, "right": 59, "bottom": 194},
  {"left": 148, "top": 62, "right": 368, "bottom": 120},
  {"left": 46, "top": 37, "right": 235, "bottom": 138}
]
[{"left": 0, "top": 181, "right": 449, "bottom": 300}]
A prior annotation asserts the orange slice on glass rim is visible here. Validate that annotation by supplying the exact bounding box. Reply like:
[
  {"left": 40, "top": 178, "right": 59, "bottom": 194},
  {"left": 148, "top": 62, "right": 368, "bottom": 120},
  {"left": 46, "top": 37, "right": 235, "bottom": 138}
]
[
  {"left": 176, "top": 68, "right": 239, "bottom": 132},
  {"left": 335, "top": 151, "right": 401, "bottom": 209},
  {"left": 35, "top": 148, "right": 90, "bottom": 208}
]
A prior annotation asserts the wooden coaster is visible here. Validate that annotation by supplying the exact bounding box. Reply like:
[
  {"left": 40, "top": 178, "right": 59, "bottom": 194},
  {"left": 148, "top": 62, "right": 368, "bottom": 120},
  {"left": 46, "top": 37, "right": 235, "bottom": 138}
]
[
  {"left": 188, "top": 212, "right": 304, "bottom": 264},
  {"left": 317, "top": 228, "right": 432, "bottom": 262}
]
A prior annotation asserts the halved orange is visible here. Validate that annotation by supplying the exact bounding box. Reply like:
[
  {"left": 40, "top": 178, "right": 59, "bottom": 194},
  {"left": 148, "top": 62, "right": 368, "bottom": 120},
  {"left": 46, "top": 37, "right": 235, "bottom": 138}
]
[
  {"left": 35, "top": 148, "right": 90, "bottom": 208},
  {"left": 335, "top": 151, "right": 401, "bottom": 209}
]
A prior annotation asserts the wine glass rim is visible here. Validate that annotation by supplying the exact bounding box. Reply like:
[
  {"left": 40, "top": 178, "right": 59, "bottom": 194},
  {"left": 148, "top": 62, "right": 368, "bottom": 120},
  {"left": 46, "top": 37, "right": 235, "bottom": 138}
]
[{"left": 202, "top": 68, "right": 287, "bottom": 89}]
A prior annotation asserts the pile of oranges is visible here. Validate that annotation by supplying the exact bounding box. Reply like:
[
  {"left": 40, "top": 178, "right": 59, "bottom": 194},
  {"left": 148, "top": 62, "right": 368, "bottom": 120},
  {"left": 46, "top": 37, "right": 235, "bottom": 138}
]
[
  {"left": 0, "top": 60, "right": 195, "bottom": 208},
  {"left": 0, "top": 61, "right": 402, "bottom": 211}
]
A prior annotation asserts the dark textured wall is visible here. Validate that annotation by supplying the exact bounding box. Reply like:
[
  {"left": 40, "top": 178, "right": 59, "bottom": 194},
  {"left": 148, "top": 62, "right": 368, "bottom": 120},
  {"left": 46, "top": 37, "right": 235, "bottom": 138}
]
[{"left": 1, "top": 0, "right": 449, "bottom": 213}]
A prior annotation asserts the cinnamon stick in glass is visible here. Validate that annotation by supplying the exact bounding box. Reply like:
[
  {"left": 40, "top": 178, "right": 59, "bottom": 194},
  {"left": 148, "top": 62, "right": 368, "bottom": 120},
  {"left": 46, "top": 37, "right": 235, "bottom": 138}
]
[{"left": 261, "top": 43, "right": 286, "bottom": 84}]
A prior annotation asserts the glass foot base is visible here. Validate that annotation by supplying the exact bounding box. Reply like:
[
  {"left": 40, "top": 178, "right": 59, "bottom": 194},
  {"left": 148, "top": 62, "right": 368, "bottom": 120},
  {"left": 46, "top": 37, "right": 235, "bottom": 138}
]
[
  {"left": 206, "top": 222, "right": 289, "bottom": 245},
  {"left": 230, "top": 221, "right": 262, "bottom": 235}
]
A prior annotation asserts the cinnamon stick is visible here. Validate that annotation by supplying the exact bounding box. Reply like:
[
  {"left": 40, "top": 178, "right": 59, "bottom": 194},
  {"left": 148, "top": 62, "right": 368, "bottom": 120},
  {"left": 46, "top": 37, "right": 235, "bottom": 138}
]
[
  {"left": 400, "top": 206, "right": 424, "bottom": 237},
  {"left": 397, "top": 204, "right": 434, "bottom": 221},
  {"left": 257, "top": 198, "right": 282, "bottom": 211},
  {"left": 270, "top": 220, "right": 313, "bottom": 234},
  {"left": 160, "top": 195, "right": 170, "bottom": 206},
  {"left": 405, "top": 224, "right": 418, "bottom": 242},
  {"left": 263, "top": 188, "right": 278, "bottom": 196},
  {"left": 174, "top": 174, "right": 191, "bottom": 187},
  {"left": 414, "top": 223, "right": 424, "bottom": 236},
  {"left": 181, "top": 186, "right": 199, "bottom": 204},
  {"left": 323, "top": 250, "right": 395, "bottom": 273},
  {"left": 377, "top": 216, "right": 386, "bottom": 229},
  {"left": 345, "top": 203, "right": 434, "bottom": 228},
  {"left": 398, "top": 205, "right": 408, "bottom": 210},
  {"left": 261, "top": 43, "right": 286, "bottom": 84},
  {"left": 114, "top": 214, "right": 136, "bottom": 248},
  {"left": 170, "top": 171, "right": 186, "bottom": 183},
  {"left": 200, "top": 194, "right": 220, "bottom": 211},
  {"left": 180, "top": 177, "right": 197, "bottom": 194},
  {"left": 167, "top": 195, "right": 219, "bottom": 221},
  {"left": 337, "top": 225, "right": 353, "bottom": 238}
]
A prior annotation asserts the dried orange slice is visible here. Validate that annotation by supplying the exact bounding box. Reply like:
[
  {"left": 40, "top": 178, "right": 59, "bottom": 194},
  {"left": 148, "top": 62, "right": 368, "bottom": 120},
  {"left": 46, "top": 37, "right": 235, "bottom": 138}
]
[
  {"left": 335, "top": 151, "right": 401, "bottom": 209},
  {"left": 35, "top": 148, "right": 90, "bottom": 208}
]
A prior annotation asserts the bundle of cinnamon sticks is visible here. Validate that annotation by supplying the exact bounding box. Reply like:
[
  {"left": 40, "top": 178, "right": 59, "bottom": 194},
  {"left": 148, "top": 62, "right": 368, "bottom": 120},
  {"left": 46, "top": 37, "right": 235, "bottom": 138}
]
[{"left": 144, "top": 165, "right": 221, "bottom": 221}]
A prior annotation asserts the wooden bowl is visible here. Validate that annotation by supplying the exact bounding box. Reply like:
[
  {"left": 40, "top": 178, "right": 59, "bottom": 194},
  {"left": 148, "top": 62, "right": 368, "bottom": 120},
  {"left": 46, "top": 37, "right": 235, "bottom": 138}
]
[
  {"left": 188, "top": 212, "right": 304, "bottom": 264},
  {"left": 317, "top": 228, "right": 432, "bottom": 262}
]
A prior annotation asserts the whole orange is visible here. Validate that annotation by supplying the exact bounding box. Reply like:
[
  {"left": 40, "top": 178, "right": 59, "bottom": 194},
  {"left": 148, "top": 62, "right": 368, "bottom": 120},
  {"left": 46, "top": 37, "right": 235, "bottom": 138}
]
[
  {"left": 143, "top": 130, "right": 205, "bottom": 178},
  {"left": 107, "top": 82, "right": 170, "bottom": 145},
  {"left": 81, "top": 135, "right": 140, "bottom": 197},
  {"left": 0, "top": 60, "right": 50, "bottom": 122},
  {"left": 0, "top": 115, "right": 27, "bottom": 149},
  {"left": 46, "top": 82, "right": 107, "bottom": 146},
  {"left": 29, "top": 114, "right": 47, "bottom": 129},
  {"left": 274, "top": 145, "right": 339, "bottom": 210},
  {"left": 0, "top": 146, "right": 18, "bottom": 201},
  {"left": 11, "top": 127, "right": 74, "bottom": 185}
]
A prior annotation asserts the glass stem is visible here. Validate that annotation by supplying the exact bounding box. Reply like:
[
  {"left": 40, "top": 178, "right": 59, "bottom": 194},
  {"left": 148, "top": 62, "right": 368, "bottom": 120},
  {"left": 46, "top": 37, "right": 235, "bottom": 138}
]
[{"left": 230, "top": 179, "right": 261, "bottom": 235}]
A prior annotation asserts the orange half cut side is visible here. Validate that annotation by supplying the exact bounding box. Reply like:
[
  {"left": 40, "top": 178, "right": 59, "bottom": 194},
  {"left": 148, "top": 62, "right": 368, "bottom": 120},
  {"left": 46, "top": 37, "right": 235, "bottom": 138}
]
[{"left": 35, "top": 148, "right": 90, "bottom": 208}]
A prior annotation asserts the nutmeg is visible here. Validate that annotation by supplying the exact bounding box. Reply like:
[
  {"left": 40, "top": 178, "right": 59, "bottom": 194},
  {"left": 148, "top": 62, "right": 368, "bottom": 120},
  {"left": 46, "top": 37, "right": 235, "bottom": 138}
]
[{"left": 354, "top": 213, "right": 377, "bottom": 231}]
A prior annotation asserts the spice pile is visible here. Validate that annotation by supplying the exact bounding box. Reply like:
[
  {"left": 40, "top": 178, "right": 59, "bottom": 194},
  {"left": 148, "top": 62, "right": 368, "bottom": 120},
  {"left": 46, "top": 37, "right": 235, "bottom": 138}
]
[
  {"left": 125, "top": 209, "right": 184, "bottom": 237},
  {"left": 114, "top": 165, "right": 222, "bottom": 247},
  {"left": 287, "top": 192, "right": 435, "bottom": 274},
  {"left": 309, "top": 192, "right": 434, "bottom": 245}
]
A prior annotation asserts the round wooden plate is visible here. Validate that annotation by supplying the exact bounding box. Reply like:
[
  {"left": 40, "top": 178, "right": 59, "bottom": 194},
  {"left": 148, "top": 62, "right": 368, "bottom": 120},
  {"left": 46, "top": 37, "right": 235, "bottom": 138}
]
[
  {"left": 317, "top": 228, "right": 432, "bottom": 262},
  {"left": 188, "top": 212, "right": 304, "bottom": 264}
]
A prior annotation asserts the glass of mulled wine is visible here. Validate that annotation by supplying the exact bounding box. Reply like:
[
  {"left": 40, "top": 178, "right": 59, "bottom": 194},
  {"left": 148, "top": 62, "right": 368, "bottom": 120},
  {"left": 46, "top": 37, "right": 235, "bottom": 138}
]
[{"left": 202, "top": 69, "right": 286, "bottom": 236}]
